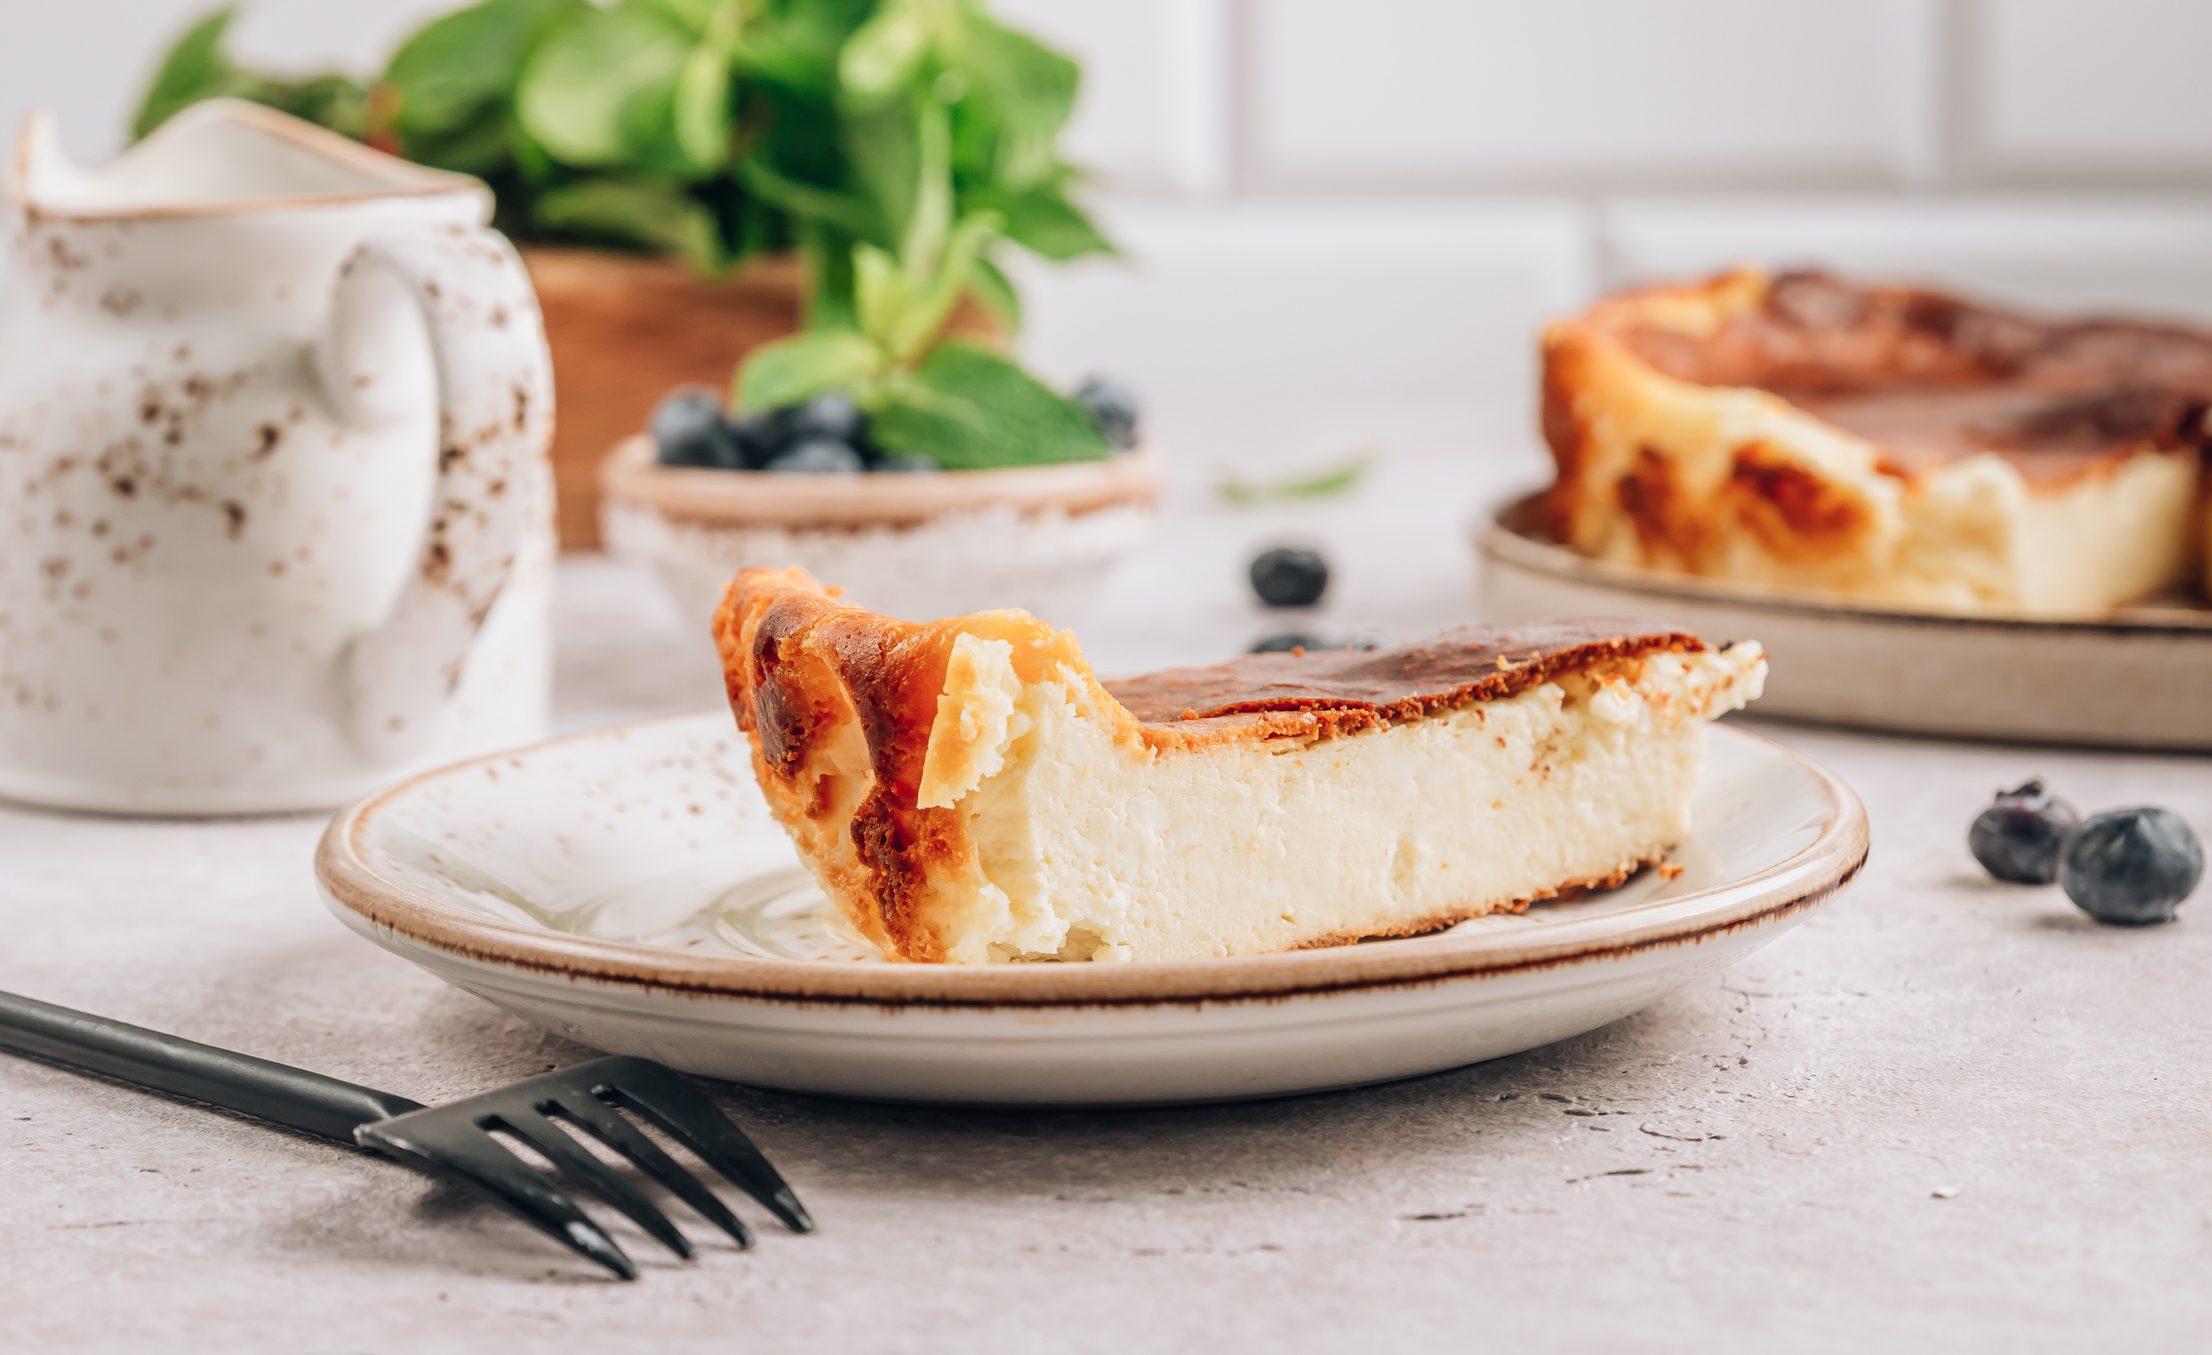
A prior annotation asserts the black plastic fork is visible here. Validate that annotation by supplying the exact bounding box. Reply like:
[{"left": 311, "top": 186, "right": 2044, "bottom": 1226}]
[{"left": 0, "top": 990, "right": 813, "bottom": 1279}]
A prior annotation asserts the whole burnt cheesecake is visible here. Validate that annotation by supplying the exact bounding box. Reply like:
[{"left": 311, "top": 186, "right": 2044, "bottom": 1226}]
[
  {"left": 1542, "top": 269, "right": 2212, "bottom": 613},
  {"left": 716, "top": 567, "right": 1765, "bottom": 963}
]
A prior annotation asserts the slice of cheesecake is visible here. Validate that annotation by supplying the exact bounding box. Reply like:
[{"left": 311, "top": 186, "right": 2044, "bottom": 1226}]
[
  {"left": 713, "top": 568, "right": 1766, "bottom": 964},
  {"left": 1543, "top": 268, "right": 2212, "bottom": 613}
]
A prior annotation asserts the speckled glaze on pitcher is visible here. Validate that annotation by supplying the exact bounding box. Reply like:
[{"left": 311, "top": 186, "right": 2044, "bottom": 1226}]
[{"left": 0, "top": 101, "right": 556, "bottom": 814}]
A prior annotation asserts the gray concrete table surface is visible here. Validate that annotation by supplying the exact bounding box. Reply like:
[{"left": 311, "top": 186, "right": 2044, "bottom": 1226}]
[{"left": 4, "top": 437, "right": 2208, "bottom": 1354}]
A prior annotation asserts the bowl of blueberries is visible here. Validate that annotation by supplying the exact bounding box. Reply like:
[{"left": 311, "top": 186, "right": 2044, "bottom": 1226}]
[{"left": 602, "top": 377, "right": 1160, "bottom": 624}]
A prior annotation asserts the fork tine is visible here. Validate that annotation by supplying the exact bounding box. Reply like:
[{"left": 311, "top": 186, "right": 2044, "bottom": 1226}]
[
  {"left": 549, "top": 1097, "right": 754, "bottom": 1250},
  {"left": 590, "top": 1058, "right": 815, "bottom": 1233},
  {"left": 495, "top": 1110, "right": 694, "bottom": 1261},
  {"left": 358, "top": 1122, "right": 637, "bottom": 1280}
]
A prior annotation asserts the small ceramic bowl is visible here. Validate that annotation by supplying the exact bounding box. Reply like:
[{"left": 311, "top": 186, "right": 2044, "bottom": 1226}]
[{"left": 599, "top": 436, "right": 1161, "bottom": 624}]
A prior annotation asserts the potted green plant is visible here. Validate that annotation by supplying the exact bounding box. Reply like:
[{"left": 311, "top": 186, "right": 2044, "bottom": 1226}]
[
  {"left": 596, "top": 85, "right": 1157, "bottom": 626},
  {"left": 133, "top": 0, "right": 1113, "bottom": 546}
]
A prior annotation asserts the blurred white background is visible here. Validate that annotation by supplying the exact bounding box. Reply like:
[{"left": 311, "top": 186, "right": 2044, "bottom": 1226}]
[{"left": 8, "top": 0, "right": 2212, "bottom": 490}]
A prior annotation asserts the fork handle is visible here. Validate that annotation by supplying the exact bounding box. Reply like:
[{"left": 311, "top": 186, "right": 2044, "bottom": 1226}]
[{"left": 0, "top": 990, "right": 423, "bottom": 1143}]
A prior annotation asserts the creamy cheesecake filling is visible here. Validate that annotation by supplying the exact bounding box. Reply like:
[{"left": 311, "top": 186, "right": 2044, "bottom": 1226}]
[{"left": 903, "top": 637, "right": 1767, "bottom": 963}]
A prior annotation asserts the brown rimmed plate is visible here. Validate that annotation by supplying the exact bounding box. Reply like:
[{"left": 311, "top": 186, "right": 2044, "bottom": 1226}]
[
  {"left": 315, "top": 713, "right": 1866, "bottom": 1105},
  {"left": 1480, "top": 494, "right": 2212, "bottom": 751}
]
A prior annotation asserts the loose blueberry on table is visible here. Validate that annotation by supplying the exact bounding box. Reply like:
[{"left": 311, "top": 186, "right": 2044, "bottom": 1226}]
[
  {"left": 1249, "top": 546, "right": 1330, "bottom": 609},
  {"left": 1968, "top": 779, "right": 2080, "bottom": 885},
  {"left": 2059, "top": 807, "right": 2203, "bottom": 927}
]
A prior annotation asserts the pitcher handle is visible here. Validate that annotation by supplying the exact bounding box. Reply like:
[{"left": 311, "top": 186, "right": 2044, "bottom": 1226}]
[{"left": 316, "top": 225, "right": 554, "bottom": 761}]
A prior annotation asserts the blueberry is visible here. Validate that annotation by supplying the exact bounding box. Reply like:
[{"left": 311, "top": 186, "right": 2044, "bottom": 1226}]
[
  {"left": 2059, "top": 807, "right": 2202, "bottom": 926},
  {"left": 785, "top": 392, "right": 863, "bottom": 444},
  {"left": 727, "top": 409, "right": 788, "bottom": 469},
  {"left": 1075, "top": 376, "right": 1140, "bottom": 451},
  {"left": 1968, "top": 779, "right": 2080, "bottom": 884},
  {"left": 764, "top": 437, "right": 866, "bottom": 474},
  {"left": 1249, "top": 546, "right": 1329, "bottom": 608},
  {"left": 871, "top": 451, "right": 938, "bottom": 474},
  {"left": 1249, "top": 632, "right": 1324, "bottom": 654},
  {"left": 651, "top": 387, "right": 741, "bottom": 469}
]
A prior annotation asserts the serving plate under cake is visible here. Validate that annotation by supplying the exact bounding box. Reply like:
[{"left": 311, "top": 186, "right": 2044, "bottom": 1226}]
[
  {"left": 1480, "top": 494, "right": 2212, "bottom": 751},
  {"left": 315, "top": 712, "right": 1865, "bottom": 1105}
]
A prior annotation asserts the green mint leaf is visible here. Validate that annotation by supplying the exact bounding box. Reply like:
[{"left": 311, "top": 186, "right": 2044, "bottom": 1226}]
[
  {"left": 866, "top": 341, "right": 1108, "bottom": 469},
  {"left": 967, "top": 253, "right": 1021, "bottom": 329},
  {"left": 739, "top": 158, "right": 881, "bottom": 240},
  {"left": 1216, "top": 454, "right": 1376, "bottom": 506},
  {"left": 842, "top": 96, "right": 919, "bottom": 248},
  {"left": 852, "top": 242, "right": 912, "bottom": 348},
  {"left": 937, "top": 11, "right": 1078, "bottom": 186},
  {"left": 734, "top": 329, "right": 884, "bottom": 411},
  {"left": 507, "top": 113, "right": 557, "bottom": 180},
  {"left": 887, "top": 210, "right": 998, "bottom": 362},
  {"left": 253, "top": 72, "right": 371, "bottom": 141},
  {"left": 403, "top": 107, "right": 515, "bottom": 177},
  {"left": 898, "top": 97, "right": 953, "bottom": 277},
  {"left": 838, "top": 4, "right": 929, "bottom": 105},
  {"left": 383, "top": 0, "right": 580, "bottom": 137},
  {"left": 516, "top": 2, "right": 690, "bottom": 165},
  {"left": 130, "top": 10, "right": 368, "bottom": 144},
  {"left": 131, "top": 8, "right": 242, "bottom": 139},
  {"left": 981, "top": 179, "right": 1115, "bottom": 261},
  {"left": 672, "top": 43, "right": 734, "bottom": 171},
  {"left": 534, "top": 177, "right": 721, "bottom": 273},
  {"left": 639, "top": 0, "right": 716, "bottom": 31},
  {"left": 737, "top": 0, "right": 872, "bottom": 96},
  {"left": 799, "top": 224, "right": 861, "bottom": 330}
]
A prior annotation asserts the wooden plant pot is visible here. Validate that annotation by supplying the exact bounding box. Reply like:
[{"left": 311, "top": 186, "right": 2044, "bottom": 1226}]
[
  {"left": 523, "top": 248, "right": 806, "bottom": 550},
  {"left": 523, "top": 247, "right": 1002, "bottom": 550}
]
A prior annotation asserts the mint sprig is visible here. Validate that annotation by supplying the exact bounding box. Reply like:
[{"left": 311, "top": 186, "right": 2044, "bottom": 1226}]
[
  {"left": 868, "top": 342, "right": 1107, "bottom": 469},
  {"left": 730, "top": 88, "right": 1107, "bottom": 471},
  {"left": 1216, "top": 454, "right": 1375, "bottom": 506}
]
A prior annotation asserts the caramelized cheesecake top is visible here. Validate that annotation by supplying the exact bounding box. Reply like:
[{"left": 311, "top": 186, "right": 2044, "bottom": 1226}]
[
  {"left": 1107, "top": 621, "right": 1706, "bottom": 732},
  {"left": 1617, "top": 270, "right": 2212, "bottom": 484},
  {"left": 719, "top": 568, "right": 1707, "bottom": 760}
]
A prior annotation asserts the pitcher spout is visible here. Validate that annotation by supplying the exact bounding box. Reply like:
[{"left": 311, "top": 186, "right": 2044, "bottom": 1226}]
[{"left": 10, "top": 98, "right": 486, "bottom": 224}]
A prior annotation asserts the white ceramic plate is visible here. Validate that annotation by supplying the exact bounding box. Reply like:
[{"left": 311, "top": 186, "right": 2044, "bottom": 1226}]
[
  {"left": 1479, "top": 495, "right": 2212, "bottom": 751},
  {"left": 316, "top": 713, "right": 1867, "bottom": 1106}
]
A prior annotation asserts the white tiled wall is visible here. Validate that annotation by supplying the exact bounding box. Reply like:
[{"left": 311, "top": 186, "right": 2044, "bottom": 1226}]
[
  {"left": 1241, "top": 0, "right": 1939, "bottom": 190},
  {"left": 6, "top": 0, "right": 2212, "bottom": 452},
  {"left": 1961, "top": 0, "right": 2212, "bottom": 181},
  {"left": 996, "top": 0, "right": 1231, "bottom": 196}
]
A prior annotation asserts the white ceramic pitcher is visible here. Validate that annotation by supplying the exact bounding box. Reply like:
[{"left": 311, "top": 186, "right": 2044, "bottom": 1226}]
[{"left": 0, "top": 100, "right": 556, "bottom": 814}]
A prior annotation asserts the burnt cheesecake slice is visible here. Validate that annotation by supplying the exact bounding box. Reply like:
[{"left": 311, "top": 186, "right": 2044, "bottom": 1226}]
[
  {"left": 714, "top": 568, "right": 1766, "bottom": 964},
  {"left": 1543, "top": 268, "right": 2212, "bottom": 613}
]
